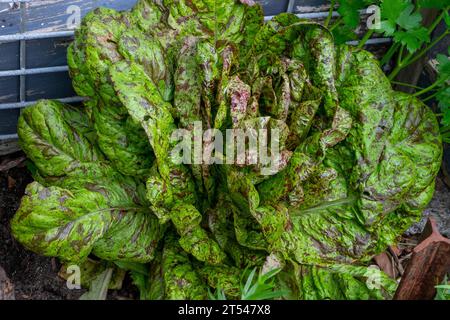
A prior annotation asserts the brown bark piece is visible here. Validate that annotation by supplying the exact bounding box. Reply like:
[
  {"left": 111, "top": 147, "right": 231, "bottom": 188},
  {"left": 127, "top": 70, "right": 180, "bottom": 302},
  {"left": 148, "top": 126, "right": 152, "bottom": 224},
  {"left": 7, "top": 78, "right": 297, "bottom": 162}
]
[
  {"left": 394, "top": 9, "right": 439, "bottom": 94},
  {"left": 394, "top": 218, "right": 450, "bottom": 300}
]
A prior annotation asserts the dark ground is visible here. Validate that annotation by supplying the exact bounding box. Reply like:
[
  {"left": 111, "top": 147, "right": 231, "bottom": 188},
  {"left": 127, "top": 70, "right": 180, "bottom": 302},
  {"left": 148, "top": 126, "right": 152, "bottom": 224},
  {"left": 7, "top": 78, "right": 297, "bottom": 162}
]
[{"left": 0, "top": 151, "right": 449, "bottom": 300}]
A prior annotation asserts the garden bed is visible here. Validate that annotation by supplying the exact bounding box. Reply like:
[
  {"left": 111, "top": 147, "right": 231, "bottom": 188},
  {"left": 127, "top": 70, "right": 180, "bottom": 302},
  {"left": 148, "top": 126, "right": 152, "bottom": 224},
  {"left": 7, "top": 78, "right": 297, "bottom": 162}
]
[{"left": 1, "top": 151, "right": 449, "bottom": 300}]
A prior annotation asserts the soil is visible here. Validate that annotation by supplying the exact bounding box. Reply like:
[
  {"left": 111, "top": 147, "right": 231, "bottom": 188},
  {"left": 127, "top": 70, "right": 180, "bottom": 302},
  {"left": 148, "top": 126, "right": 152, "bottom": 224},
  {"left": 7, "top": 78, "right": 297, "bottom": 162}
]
[{"left": 0, "top": 151, "right": 449, "bottom": 300}]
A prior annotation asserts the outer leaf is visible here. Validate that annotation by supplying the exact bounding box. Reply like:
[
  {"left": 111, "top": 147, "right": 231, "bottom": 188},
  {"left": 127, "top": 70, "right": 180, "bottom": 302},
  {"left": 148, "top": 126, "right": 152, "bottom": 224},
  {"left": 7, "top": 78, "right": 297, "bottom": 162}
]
[
  {"left": 14, "top": 101, "right": 163, "bottom": 263},
  {"left": 161, "top": 235, "right": 208, "bottom": 300},
  {"left": 79, "top": 268, "right": 113, "bottom": 300},
  {"left": 292, "top": 264, "right": 397, "bottom": 300},
  {"left": 11, "top": 182, "right": 163, "bottom": 263},
  {"left": 68, "top": 8, "right": 155, "bottom": 177}
]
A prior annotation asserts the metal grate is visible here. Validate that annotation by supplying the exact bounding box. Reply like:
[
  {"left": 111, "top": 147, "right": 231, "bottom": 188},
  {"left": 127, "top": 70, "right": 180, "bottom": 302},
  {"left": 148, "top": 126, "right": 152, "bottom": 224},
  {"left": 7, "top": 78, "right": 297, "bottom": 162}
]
[{"left": 0, "top": 0, "right": 391, "bottom": 141}]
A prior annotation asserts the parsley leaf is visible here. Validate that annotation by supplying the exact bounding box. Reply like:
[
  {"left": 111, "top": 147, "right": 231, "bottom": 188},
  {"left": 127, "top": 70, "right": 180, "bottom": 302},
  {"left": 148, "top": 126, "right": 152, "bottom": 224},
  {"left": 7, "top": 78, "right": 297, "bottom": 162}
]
[
  {"left": 332, "top": 24, "right": 358, "bottom": 44},
  {"left": 436, "top": 55, "right": 450, "bottom": 126},
  {"left": 417, "top": 0, "right": 450, "bottom": 9},
  {"left": 378, "top": 0, "right": 433, "bottom": 53},
  {"left": 437, "top": 54, "right": 450, "bottom": 80},
  {"left": 337, "top": 0, "right": 365, "bottom": 29},
  {"left": 438, "top": 87, "right": 450, "bottom": 126},
  {"left": 396, "top": 5, "right": 423, "bottom": 30},
  {"left": 381, "top": 0, "right": 409, "bottom": 23},
  {"left": 333, "top": 0, "right": 380, "bottom": 44},
  {"left": 379, "top": 20, "right": 397, "bottom": 36},
  {"left": 393, "top": 27, "right": 429, "bottom": 52},
  {"left": 445, "top": 11, "right": 450, "bottom": 29}
]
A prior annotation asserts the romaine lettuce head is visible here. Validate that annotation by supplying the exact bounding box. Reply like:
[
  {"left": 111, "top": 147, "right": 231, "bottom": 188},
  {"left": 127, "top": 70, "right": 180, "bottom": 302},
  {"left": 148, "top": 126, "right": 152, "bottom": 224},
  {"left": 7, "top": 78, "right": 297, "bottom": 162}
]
[{"left": 11, "top": 0, "right": 442, "bottom": 300}]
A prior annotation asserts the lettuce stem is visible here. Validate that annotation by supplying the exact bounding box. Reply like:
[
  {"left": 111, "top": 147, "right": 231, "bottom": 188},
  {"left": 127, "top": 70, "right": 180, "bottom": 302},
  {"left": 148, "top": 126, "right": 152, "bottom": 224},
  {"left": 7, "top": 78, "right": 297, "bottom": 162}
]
[{"left": 357, "top": 29, "right": 375, "bottom": 49}]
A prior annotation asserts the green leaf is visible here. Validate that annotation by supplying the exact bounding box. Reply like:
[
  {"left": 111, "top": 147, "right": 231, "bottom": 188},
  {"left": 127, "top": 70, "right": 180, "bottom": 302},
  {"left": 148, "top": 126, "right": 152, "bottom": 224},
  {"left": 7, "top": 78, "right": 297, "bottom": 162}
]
[
  {"left": 160, "top": 236, "right": 208, "bottom": 300},
  {"left": 435, "top": 54, "right": 450, "bottom": 128},
  {"left": 435, "top": 275, "right": 450, "bottom": 300},
  {"left": 208, "top": 288, "right": 227, "bottom": 300},
  {"left": 295, "top": 264, "right": 398, "bottom": 300},
  {"left": 378, "top": 20, "right": 397, "bottom": 36},
  {"left": 381, "top": 0, "right": 410, "bottom": 23},
  {"left": 240, "top": 267, "right": 287, "bottom": 300},
  {"left": 242, "top": 268, "right": 257, "bottom": 295},
  {"left": 396, "top": 5, "right": 423, "bottom": 30},
  {"left": 11, "top": 182, "right": 163, "bottom": 263},
  {"left": 393, "top": 27, "right": 429, "bottom": 52},
  {"left": 437, "top": 87, "right": 450, "bottom": 125},
  {"left": 113, "top": 261, "right": 149, "bottom": 276},
  {"left": 337, "top": 0, "right": 364, "bottom": 29},
  {"left": 12, "top": 0, "right": 444, "bottom": 302},
  {"left": 332, "top": 24, "right": 358, "bottom": 44},
  {"left": 128, "top": 252, "right": 165, "bottom": 300},
  {"left": 445, "top": 11, "right": 450, "bottom": 28},
  {"left": 437, "top": 54, "right": 450, "bottom": 81},
  {"left": 13, "top": 101, "right": 163, "bottom": 263}
]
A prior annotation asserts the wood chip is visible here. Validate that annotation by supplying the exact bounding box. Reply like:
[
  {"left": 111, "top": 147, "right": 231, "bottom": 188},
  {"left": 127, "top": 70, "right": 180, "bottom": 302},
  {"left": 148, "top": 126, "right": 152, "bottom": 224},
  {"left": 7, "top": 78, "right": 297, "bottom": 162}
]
[
  {"left": 374, "top": 252, "right": 397, "bottom": 279},
  {"left": 394, "top": 218, "right": 450, "bottom": 300},
  {"left": 389, "top": 245, "right": 402, "bottom": 257}
]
